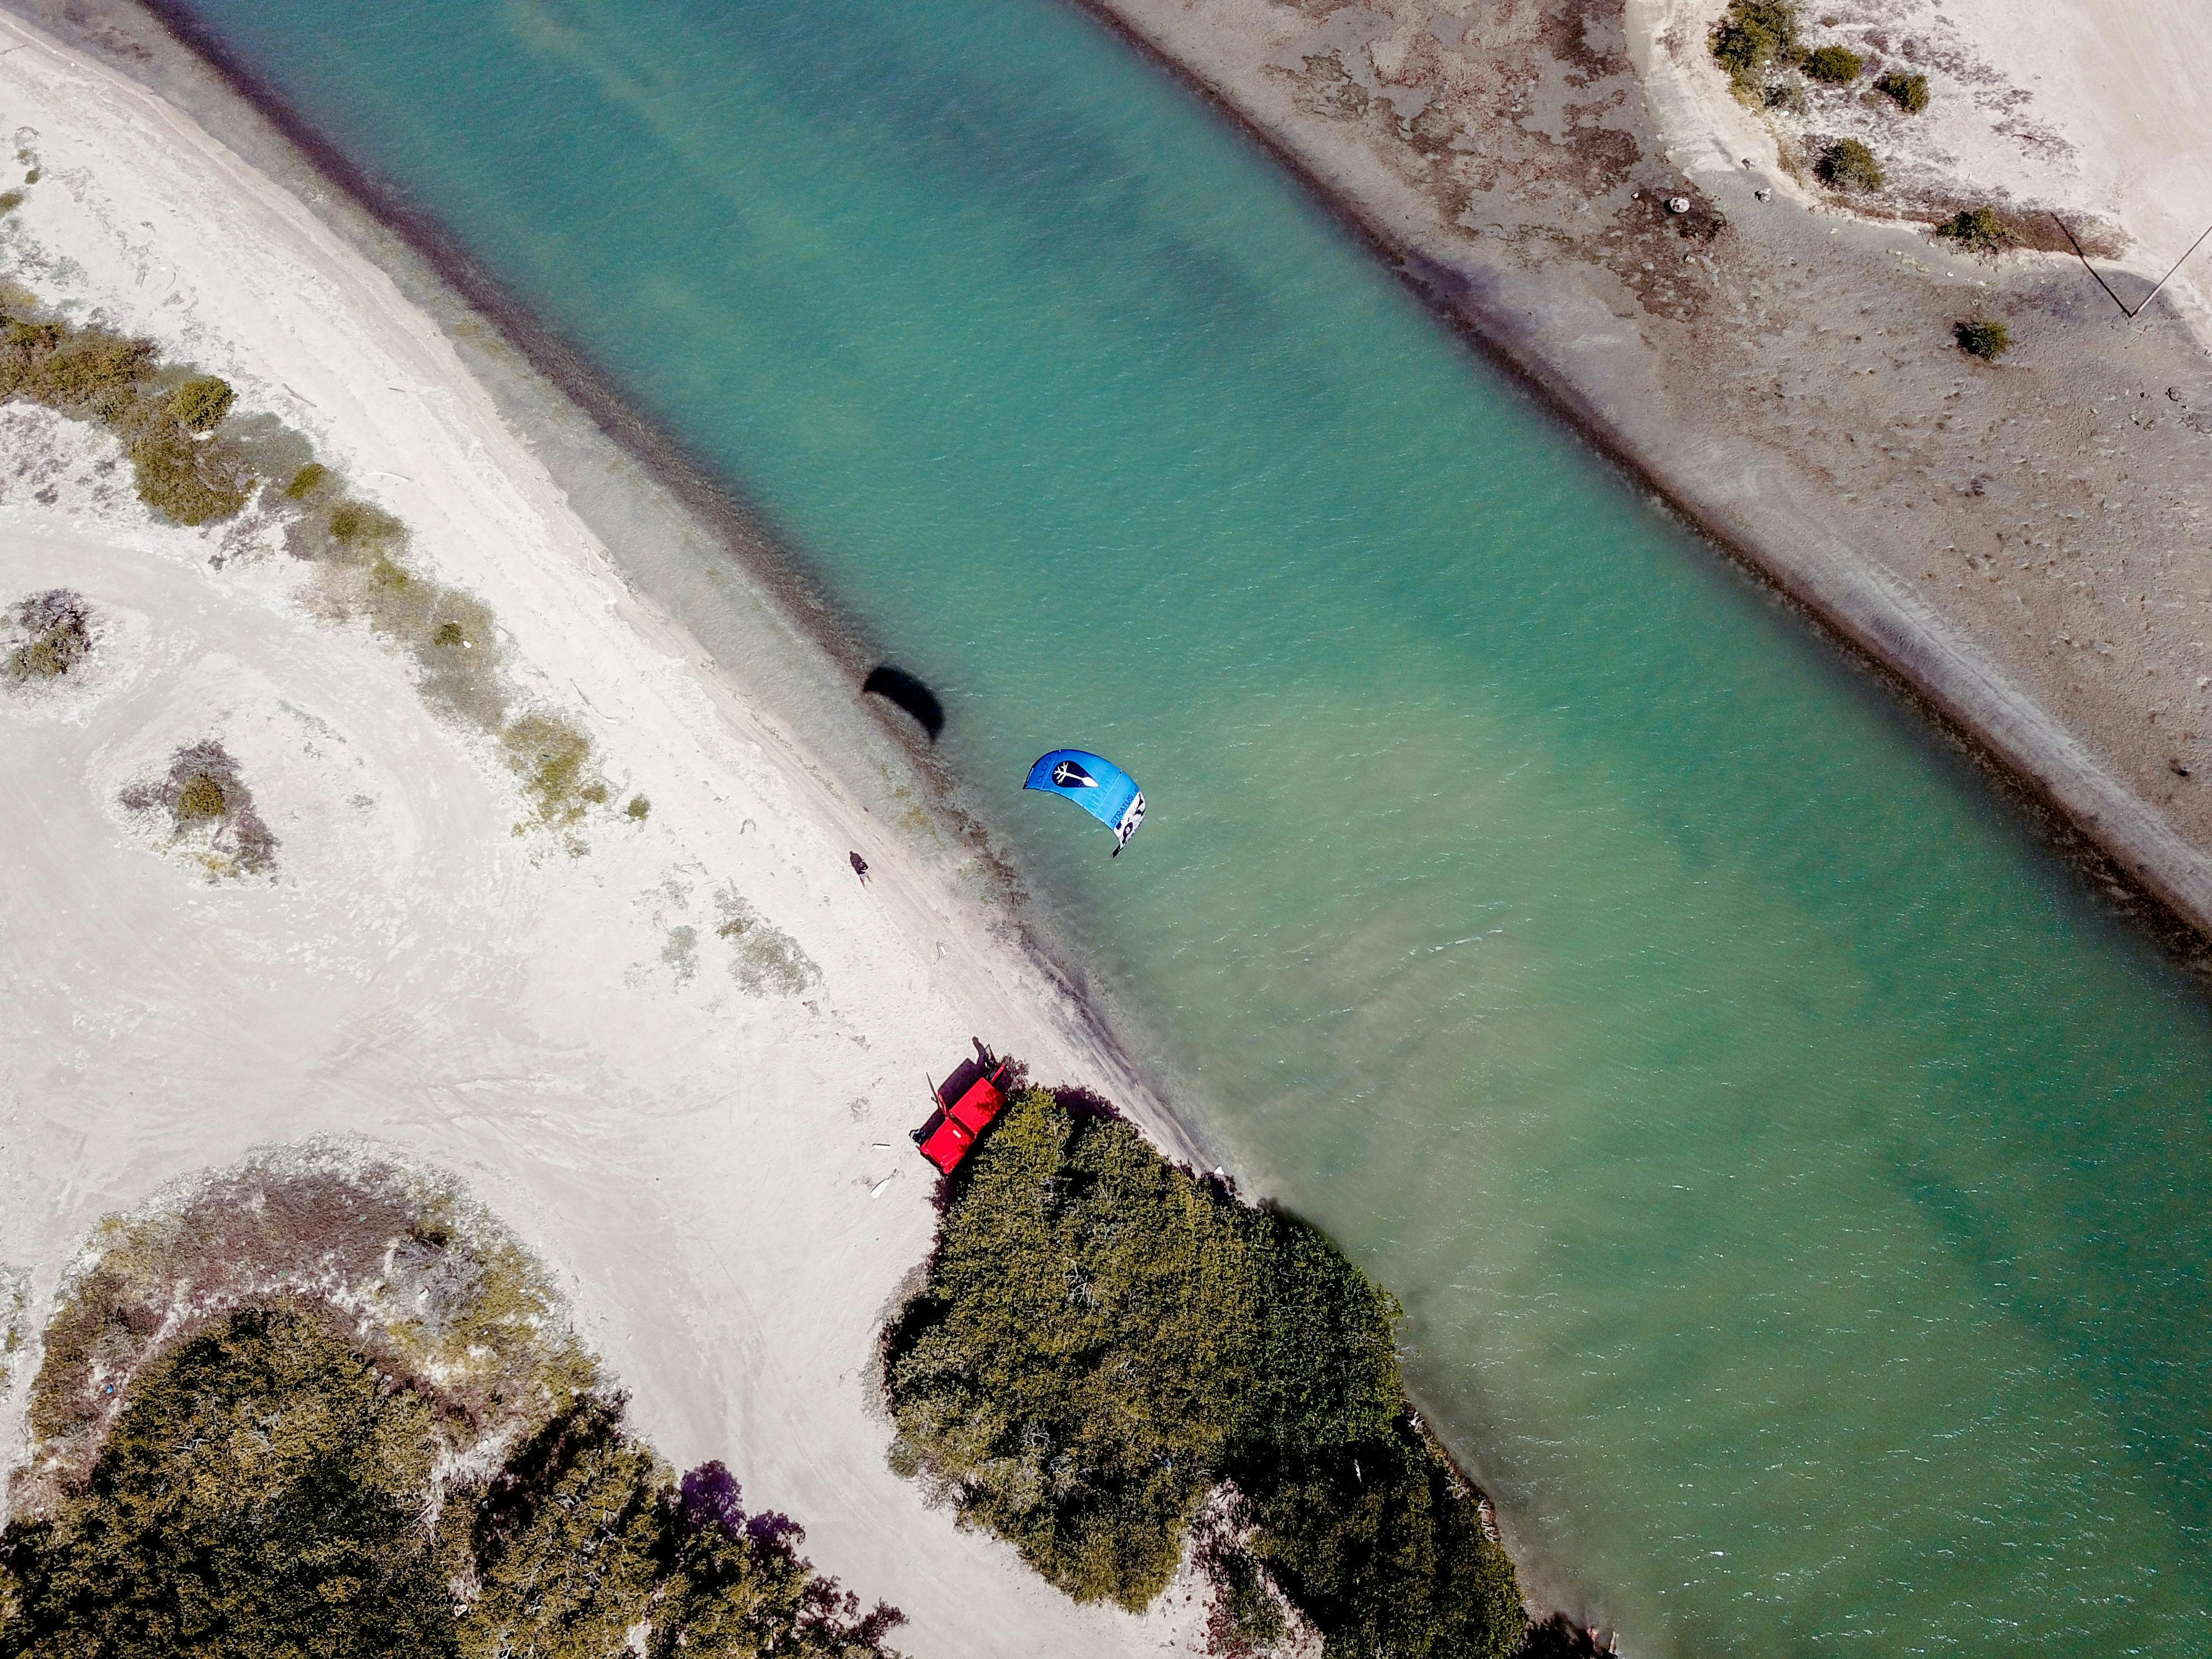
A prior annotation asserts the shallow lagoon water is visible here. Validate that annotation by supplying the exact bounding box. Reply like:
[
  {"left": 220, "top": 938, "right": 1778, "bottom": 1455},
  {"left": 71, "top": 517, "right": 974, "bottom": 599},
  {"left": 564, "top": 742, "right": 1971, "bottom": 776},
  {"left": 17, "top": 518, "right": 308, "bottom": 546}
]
[{"left": 169, "top": 0, "right": 2212, "bottom": 1650}]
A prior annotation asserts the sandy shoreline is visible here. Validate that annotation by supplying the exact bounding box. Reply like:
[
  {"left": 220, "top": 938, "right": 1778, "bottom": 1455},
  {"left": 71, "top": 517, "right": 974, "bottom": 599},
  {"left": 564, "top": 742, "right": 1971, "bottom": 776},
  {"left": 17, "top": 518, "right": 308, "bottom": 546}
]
[
  {"left": 1070, "top": 0, "right": 2212, "bottom": 956},
  {"left": 0, "top": 7, "right": 1221, "bottom": 1653}
]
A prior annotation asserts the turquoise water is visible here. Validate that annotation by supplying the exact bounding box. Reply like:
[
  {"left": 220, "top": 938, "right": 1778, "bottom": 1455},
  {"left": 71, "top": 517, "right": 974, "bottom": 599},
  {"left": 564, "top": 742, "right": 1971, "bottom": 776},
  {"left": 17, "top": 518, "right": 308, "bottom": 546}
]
[{"left": 171, "top": 0, "right": 2212, "bottom": 1650}]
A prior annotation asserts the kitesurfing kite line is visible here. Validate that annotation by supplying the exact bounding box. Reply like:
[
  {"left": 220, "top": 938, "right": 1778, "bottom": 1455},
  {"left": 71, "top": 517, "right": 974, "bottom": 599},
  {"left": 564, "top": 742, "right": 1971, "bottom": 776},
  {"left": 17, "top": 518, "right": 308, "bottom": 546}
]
[{"left": 1024, "top": 750, "right": 1145, "bottom": 855}]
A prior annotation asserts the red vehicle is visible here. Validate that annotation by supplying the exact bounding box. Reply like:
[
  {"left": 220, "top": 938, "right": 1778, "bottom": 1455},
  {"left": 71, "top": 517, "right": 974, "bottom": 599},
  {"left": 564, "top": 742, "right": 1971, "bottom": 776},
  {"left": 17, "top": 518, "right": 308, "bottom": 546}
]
[{"left": 913, "top": 1047, "right": 1012, "bottom": 1174}]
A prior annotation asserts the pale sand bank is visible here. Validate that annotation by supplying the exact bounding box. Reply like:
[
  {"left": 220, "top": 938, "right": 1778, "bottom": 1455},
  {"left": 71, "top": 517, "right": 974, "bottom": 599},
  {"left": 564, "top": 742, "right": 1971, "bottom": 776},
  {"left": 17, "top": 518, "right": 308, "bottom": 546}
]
[{"left": 0, "top": 14, "right": 1209, "bottom": 1653}]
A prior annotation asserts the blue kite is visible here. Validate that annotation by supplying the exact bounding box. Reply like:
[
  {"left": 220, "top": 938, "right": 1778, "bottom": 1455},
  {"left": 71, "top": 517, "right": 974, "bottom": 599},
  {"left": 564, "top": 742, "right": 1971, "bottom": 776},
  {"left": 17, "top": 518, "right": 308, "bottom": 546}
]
[{"left": 1024, "top": 749, "right": 1146, "bottom": 855}]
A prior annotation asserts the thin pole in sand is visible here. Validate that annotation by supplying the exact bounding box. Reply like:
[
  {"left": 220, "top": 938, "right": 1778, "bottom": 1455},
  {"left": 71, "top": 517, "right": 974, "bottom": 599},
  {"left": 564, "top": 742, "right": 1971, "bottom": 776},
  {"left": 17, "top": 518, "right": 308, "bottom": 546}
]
[{"left": 2053, "top": 211, "right": 2212, "bottom": 320}]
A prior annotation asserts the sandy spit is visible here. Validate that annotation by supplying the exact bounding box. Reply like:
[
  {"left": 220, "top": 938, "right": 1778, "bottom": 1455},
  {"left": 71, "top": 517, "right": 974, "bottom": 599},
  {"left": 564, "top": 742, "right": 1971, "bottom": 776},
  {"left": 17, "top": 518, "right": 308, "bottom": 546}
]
[
  {"left": 1074, "top": 0, "right": 2212, "bottom": 954},
  {"left": 0, "top": 8, "right": 1217, "bottom": 1653}
]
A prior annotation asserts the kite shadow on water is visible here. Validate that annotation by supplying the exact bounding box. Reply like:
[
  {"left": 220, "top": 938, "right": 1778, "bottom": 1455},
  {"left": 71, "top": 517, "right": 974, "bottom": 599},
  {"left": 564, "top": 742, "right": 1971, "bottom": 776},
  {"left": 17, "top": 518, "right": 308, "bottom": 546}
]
[{"left": 862, "top": 664, "right": 945, "bottom": 742}]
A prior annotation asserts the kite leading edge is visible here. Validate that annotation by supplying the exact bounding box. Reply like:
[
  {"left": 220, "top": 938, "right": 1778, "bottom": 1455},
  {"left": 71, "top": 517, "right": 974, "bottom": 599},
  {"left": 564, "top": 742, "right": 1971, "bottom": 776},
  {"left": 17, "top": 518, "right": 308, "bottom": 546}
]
[{"left": 1023, "top": 749, "right": 1145, "bottom": 856}]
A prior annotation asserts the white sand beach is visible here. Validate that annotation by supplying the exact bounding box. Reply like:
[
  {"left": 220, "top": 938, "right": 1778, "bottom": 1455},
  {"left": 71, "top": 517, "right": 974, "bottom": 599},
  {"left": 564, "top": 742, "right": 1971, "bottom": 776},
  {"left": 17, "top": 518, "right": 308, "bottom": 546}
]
[{"left": 0, "top": 14, "right": 1206, "bottom": 1654}]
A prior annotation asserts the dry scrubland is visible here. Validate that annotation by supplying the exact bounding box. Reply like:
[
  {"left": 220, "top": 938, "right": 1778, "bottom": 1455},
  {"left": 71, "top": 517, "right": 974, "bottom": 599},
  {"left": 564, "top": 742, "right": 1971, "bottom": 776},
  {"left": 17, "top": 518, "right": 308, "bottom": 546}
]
[{"left": 1085, "top": 0, "right": 2212, "bottom": 942}]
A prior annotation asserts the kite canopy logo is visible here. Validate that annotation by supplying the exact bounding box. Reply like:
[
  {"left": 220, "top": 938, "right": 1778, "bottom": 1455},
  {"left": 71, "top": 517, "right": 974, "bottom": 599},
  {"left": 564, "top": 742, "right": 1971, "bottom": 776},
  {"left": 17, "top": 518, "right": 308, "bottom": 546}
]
[{"left": 1025, "top": 749, "right": 1145, "bottom": 855}]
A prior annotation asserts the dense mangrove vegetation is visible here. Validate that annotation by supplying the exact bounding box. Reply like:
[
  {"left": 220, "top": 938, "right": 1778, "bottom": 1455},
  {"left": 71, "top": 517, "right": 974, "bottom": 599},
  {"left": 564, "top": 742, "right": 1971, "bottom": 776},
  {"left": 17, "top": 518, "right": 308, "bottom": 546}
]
[
  {"left": 883, "top": 1088, "right": 1526, "bottom": 1658},
  {"left": 0, "top": 1159, "right": 903, "bottom": 1659}
]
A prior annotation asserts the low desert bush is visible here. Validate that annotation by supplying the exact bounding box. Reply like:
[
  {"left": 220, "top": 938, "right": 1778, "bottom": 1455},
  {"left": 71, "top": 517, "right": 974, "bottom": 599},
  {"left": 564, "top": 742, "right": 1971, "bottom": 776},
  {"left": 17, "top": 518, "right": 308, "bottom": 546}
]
[
  {"left": 1815, "top": 137, "right": 1885, "bottom": 191},
  {"left": 1876, "top": 69, "right": 1929, "bottom": 112},
  {"left": 0, "top": 301, "right": 255, "bottom": 524},
  {"left": 4, "top": 588, "right": 92, "bottom": 681},
  {"left": 503, "top": 709, "right": 610, "bottom": 827},
  {"left": 627, "top": 794, "right": 651, "bottom": 820},
  {"left": 1936, "top": 204, "right": 2013, "bottom": 255},
  {"left": 1710, "top": 0, "right": 1802, "bottom": 92},
  {"left": 1802, "top": 44, "right": 1862, "bottom": 82},
  {"left": 1955, "top": 316, "right": 2010, "bottom": 360},
  {"left": 0, "top": 286, "right": 612, "bottom": 840},
  {"left": 884, "top": 1089, "right": 1525, "bottom": 1658},
  {"left": 168, "top": 373, "right": 236, "bottom": 432},
  {"left": 125, "top": 418, "right": 255, "bottom": 524},
  {"left": 1, "top": 318, "right": 154, "bottom": 421},
  {"left": 119, "top": 738, "right": 278, "bottom": 873},
  {"left": 0, "top": 189, "right": 22, "bottom": 216}
]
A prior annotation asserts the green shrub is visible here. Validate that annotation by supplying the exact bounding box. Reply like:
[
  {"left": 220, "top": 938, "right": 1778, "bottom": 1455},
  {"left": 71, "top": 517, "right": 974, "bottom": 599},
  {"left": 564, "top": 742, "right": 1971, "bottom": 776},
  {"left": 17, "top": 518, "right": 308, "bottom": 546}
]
[
  {"left": 1876, "top": 69, "right": 1929, "bottom": 111},
  {"left": 4, "top": 588, "right": 92, "bottom": 682},
  {"left": 0, "top": 190, "right": 22, "bottom": 216},
  {"left": 174, "top": 771, "right": 228, "bottom": 821},
  {"left": 119, "top": 738, "right": 278, "bottom": 872},
  {"left": 1815, "top": 137, "right": 1885, "bottom": 191},
  {"left": 1710, "top": 0, "right": 1802, "bottom": 91},
  {"left": 283, "top": 460, "right": 330, "bottom": 500},
  {"left": 1936, "top": 204, "right": 2013, "bottom": 255},
  {"left": 1802, "top": 44, "right": 1862, "bottom": 82},
  {"left": 1955, "top": 316, "right": 2010, "bottom": 360},
  {"left": 627, "top": 794, "right": 651, "bottom": 821},
  {"left": 327, "top": 496, "right": 406, "bottom": 550},
  {"left": 503, "top": 709, "right": 610, "bottom": 826},
  {"left": 884, "top": 1089, "right": 1525, "bottom": 1658},
  {"left": 168, "top": 373, "right": 236, "bottom": 432},
  {"left": 1, "top": 321, "right": 155, "bottom": 420},
  {"left": 126, "top": 420, "right": 254, "bottom": 524}
]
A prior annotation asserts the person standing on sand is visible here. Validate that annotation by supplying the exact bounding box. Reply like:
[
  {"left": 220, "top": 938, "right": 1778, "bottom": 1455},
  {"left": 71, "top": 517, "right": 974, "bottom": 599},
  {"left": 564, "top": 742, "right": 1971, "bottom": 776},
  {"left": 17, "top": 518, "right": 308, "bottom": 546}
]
[{"left": 849, "top": 851, "right": 869, "bottom": 885}]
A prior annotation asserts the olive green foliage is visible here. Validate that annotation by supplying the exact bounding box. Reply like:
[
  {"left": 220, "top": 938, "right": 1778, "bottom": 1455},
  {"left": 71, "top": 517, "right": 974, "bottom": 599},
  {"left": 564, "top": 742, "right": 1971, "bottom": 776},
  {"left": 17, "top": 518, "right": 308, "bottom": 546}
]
[
  {"left": 118, "top": 738, "right": 278, "bottom": 874},
  {"left": 1936, "top": 204, "right": 2013, "bottom": 255},
  {"left": 0, "top": 1307, "right": 460, "bottom": 1659},
  {"left": 1763, "top": 77, "right": 1808, "bottom": 114},
  {"left": 503, "top": 710, "right": 612, "bottom": 827},
  {"left": 653, "top": 1485, "right": 904, "bottom": 1658},
  {"left": 0, "top": 1314, "right": 906, "bottom": 1659},
  {"left": 1955, "top": 316, "right": 2010, "bottom": 360},
  {"left": 627, "top": 794, "right": 652, "bottom": 821},
  {"left": 0, "top": 190, "right": 22, "bottom": 217},
  {"left": 126, "top": 419, "right": 254, "bottom": 524},
  {"left": 884, "top": 1091, "right": 1523, "bottom": 1658},
  {"left": 3, "top": 1156, "right": 905, "bottom": 1659},
  {"left": 1802, "top": 44, "right": 1862, "bottom": 82},
  {"left": 1709, "top": 0, "right": 1801, "bottom": 92},
  {"left": 0, "top": 313, "right": 154, "bottom": 420},
  {"left": 0, "top": 283, "right": 612, "bottom": 835},
  {"left": 460, "top": 1397, "right": 665, "bottom": 1659},
  {"left": 1815, "top": 137, "right": 1885, "bottom": 191},
  {"left": 4, "top": 588, "right": 92, "bottom": 682},
  {"left": 22, "top": 1159, "right": 591, "bottom": 1490},
  {"left": 283, "top": 483, "right": 610, "bottom": 822},
  {"left": 1876, "top": 69, "right": 1930, "bottom": 112},
  {"left": 0, "top": 301, "right": 258, "bottom": 524},
  {"left": 168, "top": 374, "right": 236, "bottom": 433}
]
